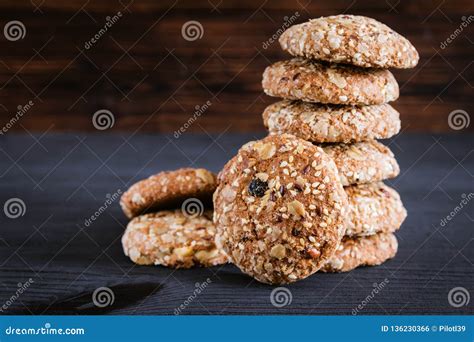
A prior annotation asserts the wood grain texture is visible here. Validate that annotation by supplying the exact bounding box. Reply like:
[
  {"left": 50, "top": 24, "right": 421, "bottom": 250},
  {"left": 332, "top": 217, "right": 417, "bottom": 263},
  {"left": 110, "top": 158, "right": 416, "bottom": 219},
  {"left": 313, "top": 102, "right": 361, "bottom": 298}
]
[
  {"left": 0, "top": 133, "right": 472, "bottom": 314},
  {"left": 0, "top": 0, "right": 472, "bottom": 133}
]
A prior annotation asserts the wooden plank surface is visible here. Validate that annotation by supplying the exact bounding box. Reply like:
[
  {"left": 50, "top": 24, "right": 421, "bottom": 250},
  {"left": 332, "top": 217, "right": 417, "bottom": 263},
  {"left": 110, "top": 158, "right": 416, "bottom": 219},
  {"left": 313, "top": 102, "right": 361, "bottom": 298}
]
[
  {"left": 0, "top": 0, "right": 472, "bottom": 133},
  {"left": 0, "top": 133, "right": 472, "bottom": 314}
]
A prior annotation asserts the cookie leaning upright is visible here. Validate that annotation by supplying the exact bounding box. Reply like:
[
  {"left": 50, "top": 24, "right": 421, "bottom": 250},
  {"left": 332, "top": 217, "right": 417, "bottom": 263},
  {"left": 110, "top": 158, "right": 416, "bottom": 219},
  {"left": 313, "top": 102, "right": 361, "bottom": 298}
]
[
  {"left": 279, "top": 15, "right": 419, "bottom": 69},
  {"left": 213, "top": 134, "right": 348, "bottom": 284},
  {"left": 120, "top": 168, "right": 217, "bottom": 219}
]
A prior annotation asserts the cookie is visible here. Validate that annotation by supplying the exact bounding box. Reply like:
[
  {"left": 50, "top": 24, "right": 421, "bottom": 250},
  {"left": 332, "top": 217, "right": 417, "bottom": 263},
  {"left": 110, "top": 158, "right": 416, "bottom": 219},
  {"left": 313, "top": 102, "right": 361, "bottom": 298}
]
[
  {"left": 345, "top": 182, "right": 407, "bottom": 237},
  {"left": 279, "top": 15, "right": 419, "bottom": 69},
  {"left": 213, "top": 134, "right": 348, "bottom": 284},
  {"left": 262, "top": 58, "right": 399, "bottom": 105},
  {"left": 120, "top": 168, "right": 217, "bottom": 219},
  {"left": 122, "top": 210, "right": 227, "bottom": 268},
  {"left": 322, "top": 141, "right": 399, "bottom": 186},
  {"left": 320, "top": 232, "right": 398, "bottom": 272},
  {"left": 263, "top": 100, "right": 400, "bottom": 143}
]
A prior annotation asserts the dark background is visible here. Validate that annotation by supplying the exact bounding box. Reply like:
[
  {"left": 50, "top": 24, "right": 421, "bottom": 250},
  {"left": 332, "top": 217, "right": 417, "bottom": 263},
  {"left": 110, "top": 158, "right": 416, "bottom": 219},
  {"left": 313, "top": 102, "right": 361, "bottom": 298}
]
[{"left": 0, "top": 0, "right": 472, "bottom": 133}]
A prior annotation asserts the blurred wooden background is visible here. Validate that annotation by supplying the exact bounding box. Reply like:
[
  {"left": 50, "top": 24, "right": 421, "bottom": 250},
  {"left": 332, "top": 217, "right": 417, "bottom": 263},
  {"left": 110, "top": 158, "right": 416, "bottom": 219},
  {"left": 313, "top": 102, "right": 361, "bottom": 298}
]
[{"left": 0, "top": 0, "right": 472, "bottom": 133}]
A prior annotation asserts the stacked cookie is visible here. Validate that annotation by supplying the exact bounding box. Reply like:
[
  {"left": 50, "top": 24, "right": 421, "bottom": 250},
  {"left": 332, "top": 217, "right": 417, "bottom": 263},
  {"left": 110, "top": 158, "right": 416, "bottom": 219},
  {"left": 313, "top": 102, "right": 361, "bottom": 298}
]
[
  {"left": 119, "top": 15, "right": 418, "bottom": 286},
  {"left": 260, "top": 15, "right": 417, "bottom": 274},
  {"left": 120, "top": 168, "right": 227, "bottom": 269}
]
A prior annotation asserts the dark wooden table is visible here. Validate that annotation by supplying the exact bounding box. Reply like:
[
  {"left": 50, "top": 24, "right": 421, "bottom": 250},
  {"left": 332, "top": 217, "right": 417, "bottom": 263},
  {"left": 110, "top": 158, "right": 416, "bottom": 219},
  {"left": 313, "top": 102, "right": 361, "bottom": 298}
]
[{"left": 0, "top": 133, "right": 472, "bottom": 315}]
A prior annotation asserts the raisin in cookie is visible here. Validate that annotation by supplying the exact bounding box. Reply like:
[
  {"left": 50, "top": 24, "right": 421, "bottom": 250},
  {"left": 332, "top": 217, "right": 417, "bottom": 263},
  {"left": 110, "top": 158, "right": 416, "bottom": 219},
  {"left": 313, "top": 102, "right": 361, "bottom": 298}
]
[
  {"left": 322, "top": 141, "right": 399, "bottom": 186},
  {"left": 262, "top": 58, "right": 399, "bottom": 105},
  {"left": 122, "top": 210, "right": 227, "bottom": 268},
  {"left": 263, "top": 100, "right": 400, "bottom": 143},
  {"left": 345, "top": 182, "right": 407, "bottom": 237},
  {"left": 120, "top": 168, "right": 217, "bottom": 219},
  {"left": 321, "top": 232, "right": 398, "bottom": 272},
  {"left": 279, "top": 15, "right": 419, "bottom": 69},
  {"left": 213, "top": 134, "right": 348, "bottom": 284}
]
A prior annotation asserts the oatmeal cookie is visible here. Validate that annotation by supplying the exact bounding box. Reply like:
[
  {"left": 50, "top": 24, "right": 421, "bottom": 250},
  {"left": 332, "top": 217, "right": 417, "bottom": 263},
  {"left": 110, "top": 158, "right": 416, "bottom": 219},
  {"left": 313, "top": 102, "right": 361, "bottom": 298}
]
[
  {"left": 263, "top": 100, "right": 400, "bottom": 143},
  {"left": 262, "top": 58, "right": 399, "bottom": 105},
  {"left": 120, "top": 168, "right": 217, "bottom": 219},
  {"left": 322, "top": 141, "right": 399, "bottom": 186},
  {"left": 279, "top": 15, "right": 419, "bottom": 69},
  {"left": 122, "top": 210, "right": 227, "bottom": 268},
  {"left": 321, "top": 232, "right": 398, "bottom": 272},
  {"left": 346, "top": 182, "right": 406, "bottom": 237},
  {"left": 213, "top": 134, "right": 348, "bottom": 284}
]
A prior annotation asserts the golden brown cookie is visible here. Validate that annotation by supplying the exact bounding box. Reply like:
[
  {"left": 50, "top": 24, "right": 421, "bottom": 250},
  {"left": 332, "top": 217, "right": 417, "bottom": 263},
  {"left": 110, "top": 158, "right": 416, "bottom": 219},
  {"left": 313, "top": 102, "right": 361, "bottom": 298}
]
[
  {"left": 120, "top": 168, "right": 217, "bottom": 219},
  {"left": 262, "top": 58, "right": 399, "bottom": 105},
  {"left": 263, "top": 100, "right": 400, "bottom": 143},
  {"left": 279, "top": 15, "right": 419, "bottom": 69},
  {"left": 321, "top": 232, "right": 398, "bottom": 272},
  {"left": 322, "top": 141, "right": 399, "bottom": 186},
  {"left": 345, "top": 182, "right": 407, "bottom": 237},
  {"left": 213, "top": 134, "right": 348, "bottom": 284},
  {"left": 121, "top": 210, "right": 227, "bottom": 268}
]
